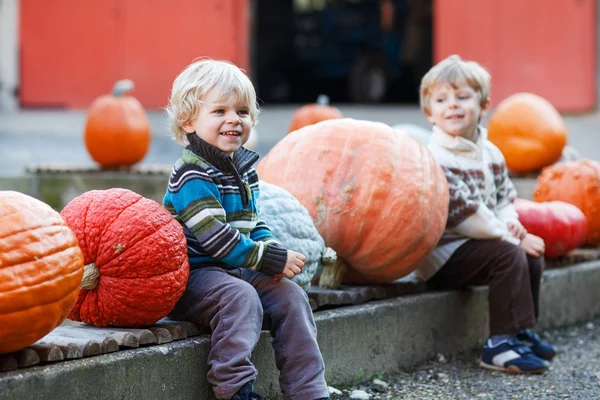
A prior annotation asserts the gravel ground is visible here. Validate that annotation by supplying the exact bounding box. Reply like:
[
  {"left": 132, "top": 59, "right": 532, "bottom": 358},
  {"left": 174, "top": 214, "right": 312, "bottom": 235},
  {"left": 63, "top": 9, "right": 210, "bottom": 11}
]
[{"left": 328, "top": 318, "right": 600, "bottom": 400}]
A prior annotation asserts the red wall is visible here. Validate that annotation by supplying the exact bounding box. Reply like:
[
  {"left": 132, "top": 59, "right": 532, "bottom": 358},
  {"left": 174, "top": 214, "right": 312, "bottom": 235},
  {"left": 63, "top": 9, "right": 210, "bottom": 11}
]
[
  {"left": 434, "top": 0, "right": 597, "bottom": 112},
  {"left": 20, "top": 0, "right": 249, "bottom": 109}
]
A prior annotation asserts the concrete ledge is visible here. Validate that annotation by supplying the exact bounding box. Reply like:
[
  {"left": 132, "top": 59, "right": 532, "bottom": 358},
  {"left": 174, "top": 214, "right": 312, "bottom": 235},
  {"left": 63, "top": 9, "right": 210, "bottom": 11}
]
[
  {"left": 0, "top": 173, "right": 543, "bottom": 209},
  {"left": 2, "top": 260, "right": 600, "bottom": 400}
]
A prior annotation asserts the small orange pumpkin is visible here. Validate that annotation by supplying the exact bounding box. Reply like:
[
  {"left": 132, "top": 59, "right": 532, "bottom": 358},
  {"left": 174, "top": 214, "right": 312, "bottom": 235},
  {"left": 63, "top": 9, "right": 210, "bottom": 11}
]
[
  {"left": 288, "top": 94, "right": 343, "bottom": 134},
  {"left": 0, "top": 191, "right": 84, "bottom": 354},
  {"left": 257, "top": 119, "right": 449, "bottom": 283},
  {"left": 84, "top": 79, "right": 151, "bottom": 168},
  {"left": 487, "top": 92, "right": 567, "bottom": 173},
  {"left": 533, "top": 159, "right": 600, "bottom": 245}
]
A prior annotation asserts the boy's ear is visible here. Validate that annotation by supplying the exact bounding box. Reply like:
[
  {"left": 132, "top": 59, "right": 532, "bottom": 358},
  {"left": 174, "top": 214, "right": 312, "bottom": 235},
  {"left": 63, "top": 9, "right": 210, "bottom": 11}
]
[
  {"left": 181, "top": 121, "right": 195, "bottom": 134},
  {"left": 483, "top": 97, "right": 491, "bottom": 111},
  {"left": 479, "top": 97, "right": 492, "bottom": 120}
]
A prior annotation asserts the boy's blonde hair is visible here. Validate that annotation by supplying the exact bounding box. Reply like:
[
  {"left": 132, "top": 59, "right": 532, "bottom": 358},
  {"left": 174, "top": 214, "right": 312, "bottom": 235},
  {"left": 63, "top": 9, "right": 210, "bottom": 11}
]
[
  {"left": 420, "top": 54, "right": 491, "bottom": 115},
  {"left": 166, "top": 58, "right": 260, "bottom": 145}
]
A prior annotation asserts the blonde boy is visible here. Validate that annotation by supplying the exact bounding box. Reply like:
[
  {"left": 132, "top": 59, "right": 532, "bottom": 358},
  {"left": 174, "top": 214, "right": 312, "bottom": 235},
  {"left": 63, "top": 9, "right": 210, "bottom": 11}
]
[
  {"left": 163, "top": 59, "right": 329, "bottom": 400},
  {"left": 416, "top": 55, "right": 556, "bottom": 374}
]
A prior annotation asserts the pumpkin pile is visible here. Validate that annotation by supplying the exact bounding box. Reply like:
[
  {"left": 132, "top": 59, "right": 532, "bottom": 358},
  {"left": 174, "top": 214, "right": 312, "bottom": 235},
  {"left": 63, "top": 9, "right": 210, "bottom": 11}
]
[
  {"left": 533, "top": 159, "right": 600, "bottom": 246},
  {"left": 514, "top": 198, "right": 588, "bottom": 258},
  {"left": 84, "top": 79, "right": 151, "bottom": 169},
  {"left": 488, "top": 92, "right": 567, "bottom": 173},
  {"left": 0, "top": 191, "right": 84, "bottom": 354},
  {"left": 60, "top": 188, "right": 189, "bottom": 327},
  {"left": 257, "top": 118, "right": 449, "bottom": 285},
  {"left": 288, "top": 94, "right": 343, "bottom": 134}
]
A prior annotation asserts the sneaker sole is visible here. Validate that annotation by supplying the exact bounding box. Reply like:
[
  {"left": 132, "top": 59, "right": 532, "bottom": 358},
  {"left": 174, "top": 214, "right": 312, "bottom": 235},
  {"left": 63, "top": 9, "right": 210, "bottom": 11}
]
[{"left": 479, "top": 361, "right": 548, "bottom": 374}]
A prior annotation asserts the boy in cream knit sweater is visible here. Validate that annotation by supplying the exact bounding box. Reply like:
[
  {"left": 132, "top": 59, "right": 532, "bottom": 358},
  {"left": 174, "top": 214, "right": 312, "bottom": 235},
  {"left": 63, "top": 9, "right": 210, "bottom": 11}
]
[{"left": 416, "top": 55, "right": 556, "bottom": 374}]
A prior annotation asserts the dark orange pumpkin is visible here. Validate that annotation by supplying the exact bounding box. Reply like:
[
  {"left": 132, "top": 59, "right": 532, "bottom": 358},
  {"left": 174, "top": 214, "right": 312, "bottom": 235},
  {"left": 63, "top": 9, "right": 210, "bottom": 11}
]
[
  {"left": 487, "top": 92, "right": 567, "bottom": 173},
  {"left": 534, "top": 159, "right": 600, "bottom": 245},
  {"left": 257, "top": 119, "right": 449, "bottom": 283},
  {"left": 84, "top": 80, "right": 151, "bottom": 168},
  {"left": 0, "top": 191, "right": 84, "bottom": 354},
  {"left": 514, "top": 198, "right": 587, "bottom": 258},
  {"left": 60, "top": 188, "right": 189, "bottom": 327},
  {"left": 288, "top": 95, "right": 343, "bottom": 134}
]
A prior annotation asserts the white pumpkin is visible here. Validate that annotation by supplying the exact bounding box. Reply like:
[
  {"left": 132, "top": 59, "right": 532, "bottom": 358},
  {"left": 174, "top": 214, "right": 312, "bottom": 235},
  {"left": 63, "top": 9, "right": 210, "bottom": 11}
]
[{"left": 257, "top": 181, "right": 329, "bottom": 291}]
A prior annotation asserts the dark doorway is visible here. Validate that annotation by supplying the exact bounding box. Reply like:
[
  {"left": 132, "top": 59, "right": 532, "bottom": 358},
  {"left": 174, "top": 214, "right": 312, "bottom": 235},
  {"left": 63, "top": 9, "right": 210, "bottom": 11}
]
[{"left": 252, "top": 0, "right": 432, "bottom": 105}]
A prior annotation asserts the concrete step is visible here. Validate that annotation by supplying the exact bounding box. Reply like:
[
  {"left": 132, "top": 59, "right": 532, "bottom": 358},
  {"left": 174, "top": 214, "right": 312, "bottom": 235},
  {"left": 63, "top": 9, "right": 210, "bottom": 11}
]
[{"left": 2, "top": 260, "right": 600, "bottom": 400}]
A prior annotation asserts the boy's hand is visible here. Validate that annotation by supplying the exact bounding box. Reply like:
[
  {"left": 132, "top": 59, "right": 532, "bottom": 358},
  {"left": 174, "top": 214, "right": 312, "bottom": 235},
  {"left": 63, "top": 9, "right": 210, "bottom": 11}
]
[
  {"left": 520, "top": 233, "right": 545, "bottom": 257},
  {"left": 507, "top": 220, "right": 527, "bottom": 240},
  {"left": 275, "top": 250, "right": 305, "bottom": 281}
]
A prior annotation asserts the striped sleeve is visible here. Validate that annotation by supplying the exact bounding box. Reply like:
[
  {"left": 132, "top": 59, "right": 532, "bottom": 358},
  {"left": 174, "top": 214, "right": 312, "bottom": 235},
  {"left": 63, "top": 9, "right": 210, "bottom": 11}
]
[
  {"left": 248, "top": 186, "right": 278, "bottom": 244},
  {"left": 168, "top": 170, "right": 286, "bottom": 275}
]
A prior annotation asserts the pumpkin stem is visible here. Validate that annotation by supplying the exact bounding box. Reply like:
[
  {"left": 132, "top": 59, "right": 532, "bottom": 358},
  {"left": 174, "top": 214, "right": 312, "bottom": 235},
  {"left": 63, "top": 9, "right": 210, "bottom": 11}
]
[
  {"left": 112, "top": 79, "right": 135, "bottom": 97},
  {"left": 318, "top": 247, "right": 347, "bottom": 289},
  {"left": 316, "top": 94, "right": 330, "bottom": 106},
  {"left": 81, "top": 263, "right": 100, "bottom": 290}
]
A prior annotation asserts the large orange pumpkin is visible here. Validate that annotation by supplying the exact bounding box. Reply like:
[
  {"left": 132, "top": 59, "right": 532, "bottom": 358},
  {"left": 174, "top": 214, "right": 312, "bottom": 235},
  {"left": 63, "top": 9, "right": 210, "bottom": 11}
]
[
  {"left": 487, "top": 92, "right": 567, "bottom": 173},
  {"left": 60, "top": 188, "right": 190, "bottom": 327},
  {"left": 0, "top": 191, "right": 84, "bottom": 354},
  {"left": 257, "top": 118, "right": 449, "bottom": 283},
  {"left": 533, "top": 159, "right": 600, "bottom": 245},
  {"left": 288, "top": 95, "right": 343, "bottom": 133},
  {"left": 84, "top": 79, "right": 151, "bottom": 168}
]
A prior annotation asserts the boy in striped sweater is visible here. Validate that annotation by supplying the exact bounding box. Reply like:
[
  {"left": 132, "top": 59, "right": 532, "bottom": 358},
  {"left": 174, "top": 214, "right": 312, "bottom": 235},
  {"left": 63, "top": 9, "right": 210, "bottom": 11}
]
[
  {"left": 163, "top": 59, "right": 329, "bottom": 400},
  {"left": 415, "top": 55, "right": 556, "bottom": 374}
]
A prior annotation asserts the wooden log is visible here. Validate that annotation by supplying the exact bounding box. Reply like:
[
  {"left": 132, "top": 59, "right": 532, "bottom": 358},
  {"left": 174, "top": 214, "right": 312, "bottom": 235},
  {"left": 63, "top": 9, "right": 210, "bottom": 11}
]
[
  {"left": 147, "top": 327, "right": 173, "bottom": 344},
  {"left": 0, "top": 354, "right": 18, "bottom": 372},
  {"left": 28, "top": 344, "right": 64, "bottom": 362},
  {"left": 49, "top": 327, "right": 119, "bottom": 353},
  {"left": 87, "top": 327, "right": 155, "bottom": 346},
  {"left": 13, "top": 348, "right": 40, "bottom": 368},
  {"left": 62, "top": 326, "right": 139, "bottom": 348},
  {"left": 153, "top": 322, "right": 187, "bottom": 341},
  {"left": 158, "top": 319, "right": 203, "bottom": 336},
  {"left": 37, "top": 335, "right": 101, "bottom": 357}
]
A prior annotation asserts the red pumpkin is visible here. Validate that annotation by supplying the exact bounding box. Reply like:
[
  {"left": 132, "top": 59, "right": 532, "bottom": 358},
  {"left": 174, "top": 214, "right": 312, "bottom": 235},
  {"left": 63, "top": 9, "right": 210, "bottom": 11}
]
[
  {"left": 257, "top": 119, "right": 449, "bottom": 283},
  {"left": 0, "top": 191, "right": 84, "bottom": 354},
  {"left": 288, "top": 95, "right": 343, "bottom": 133},
  {"left": 533, "top": 159, "right": 600, "bottom": 245},
  {"left": 514, "top": 198, "right": 588, "bottom": 258},
  {"left": 60, "top": 188, "right": 189, "bottom": 327},
  {"left": 487, "top": 92, "right": 567, "bottom": 173},
  {"left": 84, "top": 80, "right": 151, "bottom": 168}
]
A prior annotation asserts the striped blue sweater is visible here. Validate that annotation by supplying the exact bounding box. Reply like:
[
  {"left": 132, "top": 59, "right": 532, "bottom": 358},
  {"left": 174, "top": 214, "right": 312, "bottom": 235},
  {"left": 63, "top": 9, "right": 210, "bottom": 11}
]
[{"left": 163, "top": 135, "right": 288, "bottom": 275}]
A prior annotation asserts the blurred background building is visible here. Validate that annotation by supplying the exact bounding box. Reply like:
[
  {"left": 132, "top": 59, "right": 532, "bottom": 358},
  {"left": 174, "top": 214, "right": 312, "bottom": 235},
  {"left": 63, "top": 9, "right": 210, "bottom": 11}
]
[{"left": 0, "top": 0, "right": 597, "bottom": 112}]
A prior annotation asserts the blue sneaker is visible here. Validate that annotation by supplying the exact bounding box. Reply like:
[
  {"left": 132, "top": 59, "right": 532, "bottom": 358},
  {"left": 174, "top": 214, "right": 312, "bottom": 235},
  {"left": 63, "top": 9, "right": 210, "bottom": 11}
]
[
  {"left": 231, "top": 381, "right": 264, "bottom": 400},
  {"left": 480, "top": 337, "right": 548, "bottom": 374},
  {"left": 517, "top": 329, "right": 557, "bottom": 361}
]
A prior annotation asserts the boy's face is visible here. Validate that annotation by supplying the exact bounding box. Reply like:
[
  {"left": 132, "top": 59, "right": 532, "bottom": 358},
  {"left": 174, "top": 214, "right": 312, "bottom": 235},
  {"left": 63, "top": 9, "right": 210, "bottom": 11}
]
[
  {"left": 425, "top": 81, "right": 490, "bottom": 139},
  {"left": 182, "top": 89, "right": 252, "bottom": 154}
]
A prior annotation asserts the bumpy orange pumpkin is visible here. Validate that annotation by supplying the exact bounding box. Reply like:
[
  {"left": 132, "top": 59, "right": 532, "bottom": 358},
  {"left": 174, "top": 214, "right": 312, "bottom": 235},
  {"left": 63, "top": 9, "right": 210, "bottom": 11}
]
[
  {"left": 60, "top": 188, "right": 189, "bottom": 327},
  {"left": 0, "top": 191, "right": 84, "bottom": 354},
  {"left": 84, "top": 79, "right": 151, "bottom": 168},
  {"left": 487, "top": 92, "right": 567, "bottom": 173},
  {"left": 257, "top": 119, "right": 449, "bottom": 283},
  {"left": 533, "top": 160, "right": 600, "bottom": 245},
  {"left": 288, "top": 95, "right": 343, "bottom": 133}
]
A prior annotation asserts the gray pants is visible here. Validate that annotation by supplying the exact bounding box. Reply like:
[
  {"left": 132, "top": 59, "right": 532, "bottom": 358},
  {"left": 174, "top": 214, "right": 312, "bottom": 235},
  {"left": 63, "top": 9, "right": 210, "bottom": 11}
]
[{"left": 169, "top": 267, "right": 329, "bottom": 400}]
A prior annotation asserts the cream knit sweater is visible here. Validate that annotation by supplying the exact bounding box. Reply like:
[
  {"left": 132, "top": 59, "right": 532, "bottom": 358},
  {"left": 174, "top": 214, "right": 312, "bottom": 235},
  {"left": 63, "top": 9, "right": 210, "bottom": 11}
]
[{"left": 414, "top": 125, "right": 521, "bottom": 281}]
